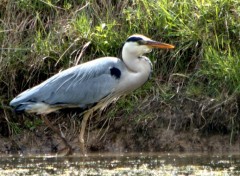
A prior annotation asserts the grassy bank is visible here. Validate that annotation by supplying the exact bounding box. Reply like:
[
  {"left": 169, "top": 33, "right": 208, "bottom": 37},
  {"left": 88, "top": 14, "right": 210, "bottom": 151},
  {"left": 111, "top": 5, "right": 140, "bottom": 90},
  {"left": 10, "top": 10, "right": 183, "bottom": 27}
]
[{"left": 0, "top": 0, "right": 240, "bottom": 151}]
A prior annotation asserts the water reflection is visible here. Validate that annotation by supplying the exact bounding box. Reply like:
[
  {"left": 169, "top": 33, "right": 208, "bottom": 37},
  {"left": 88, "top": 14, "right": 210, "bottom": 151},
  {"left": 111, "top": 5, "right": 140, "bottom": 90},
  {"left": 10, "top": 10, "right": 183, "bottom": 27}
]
[{"left": 0, "top": 153, "right": 240, "bottom": 175}]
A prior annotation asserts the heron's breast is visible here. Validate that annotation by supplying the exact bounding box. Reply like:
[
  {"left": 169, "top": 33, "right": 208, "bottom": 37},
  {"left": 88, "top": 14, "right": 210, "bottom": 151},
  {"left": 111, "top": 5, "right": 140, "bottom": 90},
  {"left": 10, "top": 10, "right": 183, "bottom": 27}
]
[{"left": 116, "top": 69, "right": 150, "bottom": 94}]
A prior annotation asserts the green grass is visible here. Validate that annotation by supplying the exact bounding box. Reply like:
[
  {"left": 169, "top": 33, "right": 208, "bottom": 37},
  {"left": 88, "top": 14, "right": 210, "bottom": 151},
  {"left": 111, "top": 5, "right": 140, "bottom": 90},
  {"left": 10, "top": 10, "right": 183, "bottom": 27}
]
[
  {"left": 0, "top": 0, "right": 240, "bottom": 141},
  {"left": 202, "top": 47, "right": 240, "bottom": 93}
]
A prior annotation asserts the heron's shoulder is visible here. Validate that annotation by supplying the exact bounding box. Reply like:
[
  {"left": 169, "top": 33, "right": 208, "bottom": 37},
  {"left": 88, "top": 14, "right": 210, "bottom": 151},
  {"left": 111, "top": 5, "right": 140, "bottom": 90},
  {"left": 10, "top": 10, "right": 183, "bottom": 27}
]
[
  {"left": 76, "top": 57, "right": 124, "bottom": 70},
  {"left": 87, "top": 57, "right": 122, "bottom": 65},
  {"left": 49, "top": 57, "right": 124, "bottom": 81}
]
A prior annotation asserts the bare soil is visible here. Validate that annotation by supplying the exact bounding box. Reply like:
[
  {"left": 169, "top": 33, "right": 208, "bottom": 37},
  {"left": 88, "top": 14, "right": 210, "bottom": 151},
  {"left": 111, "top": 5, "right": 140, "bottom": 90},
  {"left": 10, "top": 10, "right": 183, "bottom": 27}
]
[{"left": 0, "top": 96, "right": 239, "bottom": 155}]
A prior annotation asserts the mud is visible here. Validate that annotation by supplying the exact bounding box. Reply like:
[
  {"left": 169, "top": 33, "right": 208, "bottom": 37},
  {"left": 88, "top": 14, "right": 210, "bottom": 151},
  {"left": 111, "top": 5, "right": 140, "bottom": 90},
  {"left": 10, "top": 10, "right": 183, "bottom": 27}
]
[{"left": 0, "top": 96, "right": 239, "bottom": 155}]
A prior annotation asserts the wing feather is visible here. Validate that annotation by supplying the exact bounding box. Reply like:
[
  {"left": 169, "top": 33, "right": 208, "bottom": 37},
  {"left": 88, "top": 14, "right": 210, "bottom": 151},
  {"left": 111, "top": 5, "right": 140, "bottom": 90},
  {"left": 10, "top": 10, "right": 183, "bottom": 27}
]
[{"left": 10, "top": 57, "right": 125, "bottom": 109}]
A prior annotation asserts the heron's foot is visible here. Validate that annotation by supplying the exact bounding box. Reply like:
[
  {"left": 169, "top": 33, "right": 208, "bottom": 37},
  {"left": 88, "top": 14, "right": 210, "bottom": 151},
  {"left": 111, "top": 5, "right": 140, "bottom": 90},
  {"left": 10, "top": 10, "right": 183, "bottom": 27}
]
[
  {"left": 57, "top": 145, "right": 73, "bottom": 156},
  {"left": 79, "top": 138, "right": 86, "bottom": 154},
  {"left": 59, "top": 136, "right": 74, "bottom": 156},
  {"left": 41, "top": 115, "right": 73, "bottom": 155}
]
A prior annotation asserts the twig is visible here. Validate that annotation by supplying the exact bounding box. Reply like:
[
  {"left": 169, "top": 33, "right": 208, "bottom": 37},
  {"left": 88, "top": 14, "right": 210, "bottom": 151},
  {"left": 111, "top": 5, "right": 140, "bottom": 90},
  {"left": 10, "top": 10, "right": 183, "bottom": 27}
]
[
  {"left": 39, "top": 0, "right": 65, "bottom": 10},
  {"left": 205, "top": 95, "right": 235, "bottom": 112},
  {"left": 55, "top": 38, "right": 80, "bottom": 67},
  {"left": 73, "top": 2, "right": 90, "bottom": 16},
  {"left": 75, "top": 41, "right": 91, "bottom": 66}
]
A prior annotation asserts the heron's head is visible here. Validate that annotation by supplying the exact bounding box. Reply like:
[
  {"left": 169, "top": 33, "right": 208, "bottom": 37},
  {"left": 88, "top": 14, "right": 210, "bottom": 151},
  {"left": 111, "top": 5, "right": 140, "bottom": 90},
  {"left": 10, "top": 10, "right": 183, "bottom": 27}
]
[{"left": 123, "top": 34, "right": 174, "bottom": 57}]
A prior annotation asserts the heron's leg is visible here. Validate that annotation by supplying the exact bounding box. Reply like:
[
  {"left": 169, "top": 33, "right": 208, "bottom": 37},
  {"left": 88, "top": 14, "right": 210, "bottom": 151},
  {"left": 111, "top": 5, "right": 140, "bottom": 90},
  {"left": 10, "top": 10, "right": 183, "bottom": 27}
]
[
  {"left": 41, "top": 115, "right": 73, "bottom": 155},
  {"left": 79, "top": 110, "right": 92, "bottom": 154}
]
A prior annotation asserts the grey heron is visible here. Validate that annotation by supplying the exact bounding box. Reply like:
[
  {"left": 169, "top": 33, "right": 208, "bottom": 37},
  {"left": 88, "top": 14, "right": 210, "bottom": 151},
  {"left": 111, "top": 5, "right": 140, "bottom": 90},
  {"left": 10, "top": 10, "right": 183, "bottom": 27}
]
[{"left": 10, "top": 34, "right": 174, "bottom": 154}]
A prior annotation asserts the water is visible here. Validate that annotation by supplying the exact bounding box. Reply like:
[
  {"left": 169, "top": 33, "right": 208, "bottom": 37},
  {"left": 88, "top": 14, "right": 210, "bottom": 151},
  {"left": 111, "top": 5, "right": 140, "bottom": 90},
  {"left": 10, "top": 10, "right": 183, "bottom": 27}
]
[{"left": 0, "top": 153, "right": 240, "bottom": 175}]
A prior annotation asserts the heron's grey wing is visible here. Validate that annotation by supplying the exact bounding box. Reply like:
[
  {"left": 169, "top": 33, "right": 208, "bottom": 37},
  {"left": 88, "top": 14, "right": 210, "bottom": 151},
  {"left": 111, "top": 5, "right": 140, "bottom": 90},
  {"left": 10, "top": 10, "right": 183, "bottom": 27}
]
[{"left": 10, "top": 57, "right": 124, "bottom": 109}]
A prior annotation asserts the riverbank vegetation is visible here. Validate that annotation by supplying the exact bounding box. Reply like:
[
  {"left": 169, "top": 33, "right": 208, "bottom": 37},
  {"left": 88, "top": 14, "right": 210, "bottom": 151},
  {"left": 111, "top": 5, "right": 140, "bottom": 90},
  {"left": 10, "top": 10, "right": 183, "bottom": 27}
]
[{"left": 0, "top": 0, "right": 240, "bottom": 153}]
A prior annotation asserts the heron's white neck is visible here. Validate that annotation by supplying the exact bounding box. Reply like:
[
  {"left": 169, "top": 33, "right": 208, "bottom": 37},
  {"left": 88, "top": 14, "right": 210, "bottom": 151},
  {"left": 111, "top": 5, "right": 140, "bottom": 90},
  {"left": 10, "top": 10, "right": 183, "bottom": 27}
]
[
  {"left": 115, "top": 42, "right": 153, "bottom": 94},
  {"left": 122, "top": 44, "right": 152, "bottom": 73}
]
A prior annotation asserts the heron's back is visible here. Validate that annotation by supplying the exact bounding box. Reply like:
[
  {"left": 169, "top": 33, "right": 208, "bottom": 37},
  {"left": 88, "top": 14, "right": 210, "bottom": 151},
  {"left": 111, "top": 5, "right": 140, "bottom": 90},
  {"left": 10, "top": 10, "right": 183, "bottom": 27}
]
[{"left": 10, "top": 57, "right": 126, "bottom": 114}]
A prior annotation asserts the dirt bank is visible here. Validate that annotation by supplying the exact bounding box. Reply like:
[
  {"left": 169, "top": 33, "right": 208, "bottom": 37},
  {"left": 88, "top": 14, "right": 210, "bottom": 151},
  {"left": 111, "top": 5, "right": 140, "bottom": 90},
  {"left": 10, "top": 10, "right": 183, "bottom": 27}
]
[{"left": 0, "top": 95, "right": 239, "bottom": 155}]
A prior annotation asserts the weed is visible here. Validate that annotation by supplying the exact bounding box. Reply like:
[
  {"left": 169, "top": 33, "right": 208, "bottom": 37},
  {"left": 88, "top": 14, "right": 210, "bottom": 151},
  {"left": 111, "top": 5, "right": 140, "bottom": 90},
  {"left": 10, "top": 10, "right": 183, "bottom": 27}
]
[
  {"left": 24, "top": 118, "right": 43, "bottom": 131},
  {"left": 201, "top": 47, "right": 240, "bottom": 95}
]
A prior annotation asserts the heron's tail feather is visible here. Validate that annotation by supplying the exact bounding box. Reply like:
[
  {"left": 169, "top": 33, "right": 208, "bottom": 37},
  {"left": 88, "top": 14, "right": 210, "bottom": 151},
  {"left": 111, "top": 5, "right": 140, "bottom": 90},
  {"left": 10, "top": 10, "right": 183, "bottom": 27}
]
[
  {"left": 13, "top": 104, "right": 28, "bottom": 114},
  {"left": 12, "top": 102, "right": 38, "bottom": 113},
  {"left": 11, "top": 102, "right": 59, "bottom": 114}
]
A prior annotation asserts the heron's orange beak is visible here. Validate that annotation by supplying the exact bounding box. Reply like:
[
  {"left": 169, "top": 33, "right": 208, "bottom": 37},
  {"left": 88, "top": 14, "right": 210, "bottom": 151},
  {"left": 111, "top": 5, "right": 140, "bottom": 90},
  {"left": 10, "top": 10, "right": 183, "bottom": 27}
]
[{"left": 146, "top": 40, "right": 175, "bottom": 49}]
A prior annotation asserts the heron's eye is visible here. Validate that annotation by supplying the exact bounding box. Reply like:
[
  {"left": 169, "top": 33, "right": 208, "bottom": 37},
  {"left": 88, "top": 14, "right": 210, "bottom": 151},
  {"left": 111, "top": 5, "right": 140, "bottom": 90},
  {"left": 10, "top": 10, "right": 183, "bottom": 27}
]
[{"left": 137, "top": 40, "right": 146, "bottom": 45}]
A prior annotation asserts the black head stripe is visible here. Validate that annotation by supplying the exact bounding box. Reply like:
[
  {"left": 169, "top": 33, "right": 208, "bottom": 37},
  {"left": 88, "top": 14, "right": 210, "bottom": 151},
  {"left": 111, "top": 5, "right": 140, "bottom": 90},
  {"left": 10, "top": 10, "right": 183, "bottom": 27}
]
[{"left": 126, "top": 36, "right": 143, "bottom": 42}]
